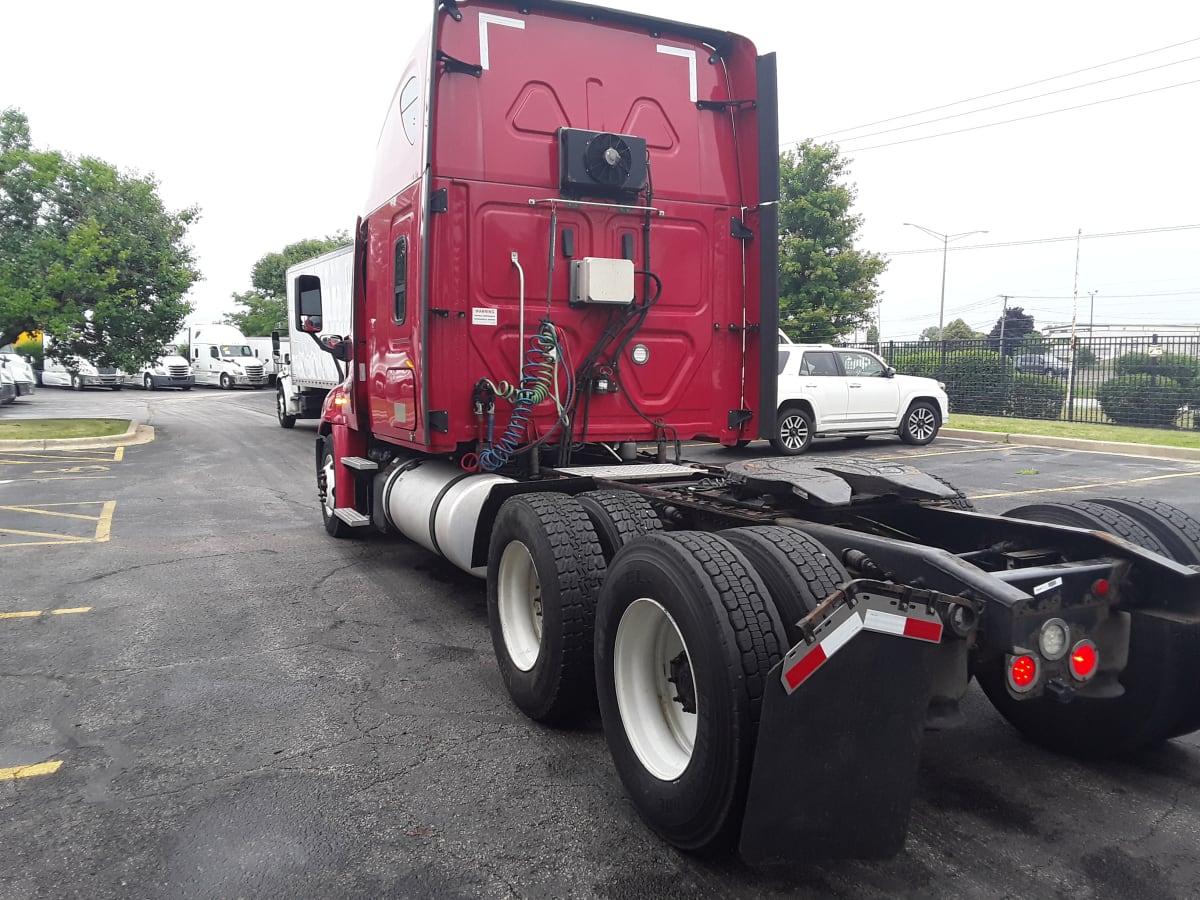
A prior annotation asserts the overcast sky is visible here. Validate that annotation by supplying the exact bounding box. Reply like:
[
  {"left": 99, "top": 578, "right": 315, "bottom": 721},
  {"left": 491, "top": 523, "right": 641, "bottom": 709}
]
[{"left": 3, "top": 0, "right": 1197, "bottom": 339}]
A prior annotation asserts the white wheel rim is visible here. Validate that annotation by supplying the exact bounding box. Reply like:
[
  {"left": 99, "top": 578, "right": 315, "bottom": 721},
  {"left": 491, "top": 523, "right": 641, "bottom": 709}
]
[
  {"left": 779, "top": 414, "right": 809, "bottom": 450},
  {"left": 321, "top": 454, "right": 336, "bottom": 515},
  {"left": 908, "top": 408, "right": 936, "bottom": 441},
  {"left": 497, "top": 541, "right": 542, "bottom": 672},
  {"left": 614, "top": 598, "right": 697, "bottom": 781}
]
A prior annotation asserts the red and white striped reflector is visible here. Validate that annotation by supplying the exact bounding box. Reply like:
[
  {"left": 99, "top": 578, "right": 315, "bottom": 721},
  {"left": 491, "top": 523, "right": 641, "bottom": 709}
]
[
  {"left": 862, "top": 608, "right": 943, "bottom": 644},
  {"left": 781, "top": 600, "right": 944, "bottom": 694}
]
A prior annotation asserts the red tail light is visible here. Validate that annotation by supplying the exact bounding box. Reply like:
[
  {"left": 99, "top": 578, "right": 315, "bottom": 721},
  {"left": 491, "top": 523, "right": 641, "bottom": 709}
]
[
  {"left": 1092, "top": 578, "right": 1109, "bottom": 597},
  {"left": 1007, "top": 654, "right": 1039, "bottom": 692},
  {"left": 1069, "top": 640, "right": 1098, "bottom": 681}
]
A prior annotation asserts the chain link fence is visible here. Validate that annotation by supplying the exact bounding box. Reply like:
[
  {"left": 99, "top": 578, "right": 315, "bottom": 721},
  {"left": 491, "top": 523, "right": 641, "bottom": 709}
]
[{"left": 843, "top": 336, "right": 1200, "bottom": 431}]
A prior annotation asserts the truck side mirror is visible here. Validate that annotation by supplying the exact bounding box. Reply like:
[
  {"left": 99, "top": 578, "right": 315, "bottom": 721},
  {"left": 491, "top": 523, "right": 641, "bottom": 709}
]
[
  {"left": 271, "top": 329, "right": 281, "bottom": 353},
  {"left": 885, "top": 366, "right": 896, "bottom": 378},
  {"left": 297, "top": 274, "right": 323, "bottom": 322}
]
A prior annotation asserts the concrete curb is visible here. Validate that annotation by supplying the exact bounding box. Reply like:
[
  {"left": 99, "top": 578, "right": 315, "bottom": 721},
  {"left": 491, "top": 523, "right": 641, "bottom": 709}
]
[
  {"left": 940, "top": 428, "right": 1200, "bottom": 463},
  {"left": 0, "top": 420, "right": 156, "bottom": 451}
]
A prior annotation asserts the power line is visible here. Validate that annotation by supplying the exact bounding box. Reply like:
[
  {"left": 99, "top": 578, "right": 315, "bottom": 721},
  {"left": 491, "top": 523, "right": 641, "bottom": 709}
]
[
  {"left": 826, "top": 54, "right": 1200, "bottom": 145},
  {"left": 882, "top": 224, "right": 1200, "bottom": 255},
  {"left": 841, "top": 78, "right": 1200, "bottom": 152},
  {"left": 799, "top": 36, "right": 1200, "bottom": 142}
]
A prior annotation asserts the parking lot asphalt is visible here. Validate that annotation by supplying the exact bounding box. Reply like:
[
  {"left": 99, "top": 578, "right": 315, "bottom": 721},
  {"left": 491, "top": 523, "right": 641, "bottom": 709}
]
[{"left": 4, "top": 386, "right": 1200, "bottom": 899}]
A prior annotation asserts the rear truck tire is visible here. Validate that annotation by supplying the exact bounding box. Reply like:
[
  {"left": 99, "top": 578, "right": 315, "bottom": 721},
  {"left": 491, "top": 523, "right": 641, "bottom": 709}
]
[
  {"left": 182, "top": 385, "right": 192, "bottom": 391},
  {"left": 594, "top": 532, "right": 788, "bottom": 854},
  {"left": 220, "top": 373, "right": 232, "bottom": 390},
  {"left": 978, "top": 500, "right": 1195, "bottom": 757},
  {"left": 111, "top": 384, "right": 122, "bottom": 391},
  {"left": 1083, "top": 498, "right": 1200, "bottom": 737},
  {"left": 486, "top": 493, "right": 606, "bottom": 724},
  {"left": 770, "top": 405, "right": 813, "bottom": 456},
  {"left": 899, "top": 400, "right": 940, "bottom": 445},
  {"left": 277, "top": 387, "right": 297, "bottom": 429},
  {"left": 723, "top": 439, "right": 752, "bottom": 449},
  {"left": 720, "top": 526, "right": 847, "bottom": 643},
  {"left": 920, "top": 473, "right": 975, "bottom": 511},
  {"left": 1085, "top": 497, "right": 1200, "bottom": 566},
  {"left": 576, "top": 489, "right": 663, "bottom": 563},
  {"left": 143, "top": 374, "right": 155, "bottom": 391},
  {"left": 317, "top": 436, "right": 353, "bottom": 539}
]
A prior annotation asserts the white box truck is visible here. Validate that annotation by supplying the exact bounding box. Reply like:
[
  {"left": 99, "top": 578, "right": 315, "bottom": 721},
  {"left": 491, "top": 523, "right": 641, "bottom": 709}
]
[
  {"left": 275, "top": 245, "right": 351, "bottom": 427},
  {"left": 184, "top": 323, "right": 269, "bottom": 389}
]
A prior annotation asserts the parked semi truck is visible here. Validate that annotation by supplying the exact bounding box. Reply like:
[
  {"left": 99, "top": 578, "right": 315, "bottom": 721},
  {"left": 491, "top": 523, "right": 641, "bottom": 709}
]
[
  {"left": 275, "top": 245, "right": 353, "bottom": 428},
  {"left": 183, "top": 323, "right": 269, "bottom": 389},
  {"left": 299, "top": 0, "right": 1200, "bottom": 864}
]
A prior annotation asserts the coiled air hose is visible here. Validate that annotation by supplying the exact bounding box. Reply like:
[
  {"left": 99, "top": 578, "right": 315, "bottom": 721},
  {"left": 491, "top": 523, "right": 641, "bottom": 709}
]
[{"left": 479, "top": 321, "right": 562, "bottom": 472}]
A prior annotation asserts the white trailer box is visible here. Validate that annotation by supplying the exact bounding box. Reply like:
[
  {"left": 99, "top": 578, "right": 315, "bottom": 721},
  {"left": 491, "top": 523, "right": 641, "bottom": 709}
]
[{"left": 276, "top": 244, "right": 352, "bottom": 427}]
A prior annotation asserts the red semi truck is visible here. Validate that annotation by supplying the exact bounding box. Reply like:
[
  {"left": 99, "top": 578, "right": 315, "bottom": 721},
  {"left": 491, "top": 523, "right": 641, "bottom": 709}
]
[{"left": 298, "top": 0, "right": 1200, "bottom": 864}]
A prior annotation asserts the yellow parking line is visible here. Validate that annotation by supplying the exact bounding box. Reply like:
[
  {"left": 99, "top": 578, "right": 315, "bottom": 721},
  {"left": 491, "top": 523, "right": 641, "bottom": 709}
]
[
  {"left": 970, "top": 469, "right": 1200, "bottom": 501},
  {"left": 0, "top": 528, "right": 91, "bottom": 542},
  {"left": 0, "top": 761, "right": 63, "bottom": 780},
  {"left": 0, "top": 607, "right": 92, "bottom": 619},
  {"left": 0, "top": 505, "right": 105, "bottom": 521},
  {"left": 95, "top": 501, "right": 115, "bottom": 542},
  {"left": 877, "top": 446, "right": 1015, "bottom": 461}
]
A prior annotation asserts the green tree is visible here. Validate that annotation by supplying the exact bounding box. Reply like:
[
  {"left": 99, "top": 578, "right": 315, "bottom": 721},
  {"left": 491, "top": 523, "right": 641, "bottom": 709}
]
[
  {"left": 919, "top": 326, "right": 941, "bottom": 342},
  {"left": 223, "top": 289, "right": 286, "bottom": 336},
  {"left": 866, "top": 323, "right": 879, "bottom": 343},
  {"left": 777, "top": 142, "right": 887, "bottom": 343},
  {"left": 0, "top": 108, "right": 200, "bottom": 370},
  {"left": 987, "top": 306, "right": 1036, "bottom": 355},
  {"left": 941, "top": 318, "right": 985, "bottom": 340},
  {"left": 224, "top": 233, "right": 350, "bottom": 334}
]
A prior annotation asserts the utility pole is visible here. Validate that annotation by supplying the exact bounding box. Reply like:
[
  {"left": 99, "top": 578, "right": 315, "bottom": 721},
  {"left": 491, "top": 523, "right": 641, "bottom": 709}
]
[
  {"left": 997, "top": 295, "right": 1010, "bottom": 355},
  {"left": 1088, "top": 290, "right": 1097, "bottom": 337},
  {"left": 1067, "top": 229, "right": 1082, "bottom": 422},
  {"left": 903, "top": 223, "right": 989, "bottom": 340}
]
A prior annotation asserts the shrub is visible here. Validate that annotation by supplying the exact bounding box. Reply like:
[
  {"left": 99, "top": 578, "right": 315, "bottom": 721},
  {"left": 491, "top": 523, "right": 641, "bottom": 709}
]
[
  {"left": 1005, "top": 375, "right": 1065, "bottom": 420},
  {"left": 1075, "top": 347, "right": 1097, "bottom": 367},
  {"left": 1096, "top": 375, "right": 1189, "bottom": 427},
  {"left": 890, "top": 349, "right": 1008, "bottom": 416},
  {"left": 1113, "top": 352, "right": 1197, "bottom": 382}
]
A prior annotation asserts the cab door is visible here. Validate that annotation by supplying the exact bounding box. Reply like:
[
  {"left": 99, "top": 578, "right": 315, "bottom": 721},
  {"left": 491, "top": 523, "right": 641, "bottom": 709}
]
[{"left": 363, "top": 209, "right": 420, "bottom": 440}]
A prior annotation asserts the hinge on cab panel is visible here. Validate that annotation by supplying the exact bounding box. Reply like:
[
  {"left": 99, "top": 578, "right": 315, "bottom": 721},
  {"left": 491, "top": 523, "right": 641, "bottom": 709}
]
[
  {"left": 731, "top": 217, "right": 754, "bottom": 241},
  {"left": 437, "top": 50, "right": 482, "bottom": 78},
  {"left": 697, "top": 99, "right": 757, "bottom": 112},
  {"left": 431, "top": 188, "right": 449, "bottom": 214}
]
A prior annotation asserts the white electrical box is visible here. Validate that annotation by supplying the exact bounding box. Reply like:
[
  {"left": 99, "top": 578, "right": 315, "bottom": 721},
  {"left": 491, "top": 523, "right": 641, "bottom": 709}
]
[{"left": 570, "top": 257, "right": 635, "bottom": 305}]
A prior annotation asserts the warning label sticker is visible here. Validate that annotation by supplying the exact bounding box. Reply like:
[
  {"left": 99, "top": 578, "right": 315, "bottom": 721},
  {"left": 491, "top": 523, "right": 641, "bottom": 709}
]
[{"left": 471, "top": 308, "right": 498, "bottom": 326}]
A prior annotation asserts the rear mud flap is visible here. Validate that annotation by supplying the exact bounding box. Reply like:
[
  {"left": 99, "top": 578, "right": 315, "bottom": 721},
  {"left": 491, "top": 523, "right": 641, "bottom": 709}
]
[{"left": 739, "top": 607, "right": 938, "bottom": 864}]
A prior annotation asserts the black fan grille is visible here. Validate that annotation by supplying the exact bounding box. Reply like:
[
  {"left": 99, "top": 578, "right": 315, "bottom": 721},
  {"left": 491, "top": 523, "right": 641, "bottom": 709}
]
[{"left": 584, "top": 134, "right": 633, "bottom": 187}]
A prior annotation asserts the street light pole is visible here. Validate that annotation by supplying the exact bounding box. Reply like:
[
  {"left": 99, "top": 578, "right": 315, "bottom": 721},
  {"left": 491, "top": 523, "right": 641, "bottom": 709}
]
[{"left": 904, "top": 223, "right": 989, "bottom": 339}]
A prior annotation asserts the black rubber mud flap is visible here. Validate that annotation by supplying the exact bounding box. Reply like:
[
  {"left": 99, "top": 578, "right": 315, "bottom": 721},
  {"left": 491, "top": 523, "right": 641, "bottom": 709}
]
[{"left": 738, "top": 619, "right": 936, "bottom": 864}]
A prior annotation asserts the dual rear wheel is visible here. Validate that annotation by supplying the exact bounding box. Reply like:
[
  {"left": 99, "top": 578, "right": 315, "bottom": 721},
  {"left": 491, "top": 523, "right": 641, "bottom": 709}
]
[{"left": 485, "top": 492, "right": 845, "bottom": 853}]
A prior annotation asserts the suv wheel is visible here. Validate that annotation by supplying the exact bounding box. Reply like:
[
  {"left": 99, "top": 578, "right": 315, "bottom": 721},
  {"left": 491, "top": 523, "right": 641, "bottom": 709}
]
[{"left": 770, "top": 406, "right": 814, "bottom": 455}]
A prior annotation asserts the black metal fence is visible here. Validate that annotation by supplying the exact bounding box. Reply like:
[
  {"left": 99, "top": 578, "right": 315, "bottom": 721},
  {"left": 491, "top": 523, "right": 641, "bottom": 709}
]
[{"left": 842, "top": 335, "right": 1200, "bottom": 431}]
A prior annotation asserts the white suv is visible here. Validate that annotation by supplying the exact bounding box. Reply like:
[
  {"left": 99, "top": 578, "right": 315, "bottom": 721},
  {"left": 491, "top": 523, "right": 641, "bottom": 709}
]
[{"left": 771, "top": 345, "right": 950, "bottom": 454}]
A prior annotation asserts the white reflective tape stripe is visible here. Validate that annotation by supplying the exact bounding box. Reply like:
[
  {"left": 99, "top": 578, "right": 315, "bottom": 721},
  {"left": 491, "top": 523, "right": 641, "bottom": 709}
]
[
  {"left": 656, "top": 45, "right": 698, "bottom": 103},
  {"left": 863, "top": 608, "right": 906, "bottom": 636},
  {"left": 479, "top": 12, "right": 525, "bottom": 71},
  {"left": 819, "top": 612, "right": 864, "bottom": 658},
  {"left": 1033, "top": 576, "right": 1063, "bottom": 596}
]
